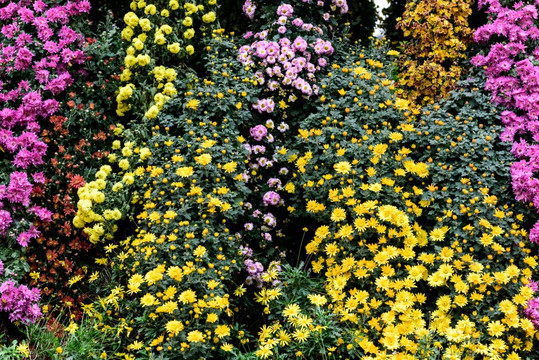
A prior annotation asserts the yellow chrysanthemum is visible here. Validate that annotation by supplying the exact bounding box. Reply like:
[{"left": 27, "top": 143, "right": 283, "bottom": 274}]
[
  {"left": 186, "top": 98, "right": 199, "bottom": 110},
  {"left": 166, "top": 320, "right": 184, "bottom": 336},
  {"left": 307, "top": 294, "right": 327, "bottom": 306},
  {"left": 179, "top": 289, "right": 197, "bottom": 304},
  {"left": 223, "top": 161, "right": 237, "bottom": 173},
  {"left": 140, "top": 293, "right": 158, "bottom": 307},
  {"left": 306, "top": 200, "right": 326, "bottom": 213},
  {"left": 195, "top": 153, "right": 212, "bottom": 166},
  {"left": 187, "top": 330, "right": 204, "bottom": 342},
  {"left": 214, "top": 324, "right": 231, "bottom": 338},
  {"left": 334, "top": 161, "right": 351, "bottom": 174},
  {"left": 193, "top": 245, "right": 206, "bottom": 257},
  {"left": 283, "top": 303, "right": 301, "bottom": 318},
  {"left": 330, "top": 207, "right": 346, "bottom": 222}
]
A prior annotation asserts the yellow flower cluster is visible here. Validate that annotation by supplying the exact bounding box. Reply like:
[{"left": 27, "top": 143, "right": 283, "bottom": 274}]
[
  {"left": 94, "top": 133, "right": 245, "bottom": 356},
  {"left": 73, "top": 141, "right": 145, "bottom": 243},
  {"left": 267, "top": 131, "right": 537, "bottom": 358},
  {"left": 253, "top": 47, "right": 539, "bottom": 359},
  {"left": 254, "top": 308, "right": 324, "bottom": 359},
  {"left": 86, "top": 64, "right": 256, "bottom": 357},
  {"left": 74, "top": 165, "right": 116, "bottom": 243},
  {"left": 306, "top": 197, "right": 534, "bottom": 354},
  {"left": 396, "top": 0, "right": 473, "bottom": 106},
  {"left": 117, "top": 0, "right": 218, "bottom": 119}
]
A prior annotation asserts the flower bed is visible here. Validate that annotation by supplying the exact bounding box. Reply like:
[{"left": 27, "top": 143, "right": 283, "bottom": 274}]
[{"left": 0, "top": 0, "right": 538, "bottom": 359}]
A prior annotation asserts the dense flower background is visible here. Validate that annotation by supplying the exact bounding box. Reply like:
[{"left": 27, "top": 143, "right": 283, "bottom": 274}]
[{"left": 1, "top": 0, "right": 539, "bottom": 359}]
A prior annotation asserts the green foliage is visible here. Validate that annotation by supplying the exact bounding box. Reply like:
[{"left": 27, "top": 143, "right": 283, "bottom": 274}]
[
  {"left": 24, "top": 314, "right": 119, "bottom": 359},
  {"left": 231, "top": 263, "right": 350, "bottom": 359},
  {"left": 404, "top": 69, "right": 535, "bottom": 216},
  {"left": 216, "top": 0, "right": 250, "bottom": 35},
  {"left": 0, "top": 339, "right": 27, "bottom": 360},
  {"left": 382, "top": 0, "right": 407, "bottom": 44},
  {"left": 343, "top": 0, "right": 377, "bottom": 44}
]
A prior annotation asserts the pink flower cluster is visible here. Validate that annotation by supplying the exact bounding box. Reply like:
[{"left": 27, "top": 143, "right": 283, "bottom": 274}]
[
  {"left": 0, "top": 279, "right": 41, "bottom": 323},
  {"left": 0, "top": 0, "right": 88, "bottom": 247},
  {"left": 472, "top": 0, "right": 539, "bottom": 243},
  {"left": 5, "top": 171, "right": 32, "bottom": 207},
  {"left": 239, "top": 35, "right": 334, "bottom": 98},
  {"left": 332, "top": 0, "right": 348, "bottom": 14},
  {"left": 244, "top": 258, "right": 265, "bottom": 287},
  {"left": 242, "top": 0, "right": 256, "bottom": 19},
  {"left": 237, "top": 0, "right": 347, "bottom": 252},
  {"left": 524, "top": 280, "right": 539, "bottom": 328},
  {"left": 276, "top": 3, "right": 294, "bottom": 17},
  {"left": 262, "top": 190, "right": 281, "bottom": 206},
  {"left": 252, "top": 98, "right": 275, "bottom": 113},
  {"left": 250, "top": 124, "right": 268, "bottom": 141},
  {"left": 525, "top": 297, "right": 539, "bottom": 328},
  {"left": 239, "top": 1, "right": 343, "bottom": 100}
]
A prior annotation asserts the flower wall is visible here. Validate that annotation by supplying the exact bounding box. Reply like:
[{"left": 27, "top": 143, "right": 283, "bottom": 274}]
[
  {"left": 471, "top": 0, "right": 539, "bottom": 245},
  {"left": 0, "top": 0, "right": 539, "bottom": 360},
  {"left": 0, "top": 0, "right": 94, "bottom": 324},
  {"left": 25, "top": 25, "right": 123, "bottom": 317}
]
